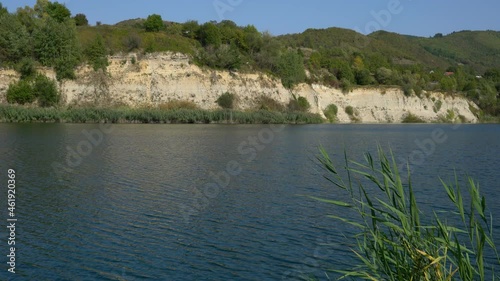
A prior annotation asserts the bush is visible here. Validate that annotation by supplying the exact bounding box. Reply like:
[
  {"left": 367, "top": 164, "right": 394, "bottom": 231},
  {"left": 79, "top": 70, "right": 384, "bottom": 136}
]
[
  {"left": 6, "top": 74, "right": 59, "bottom": 107},
  {"left": 433, "top": 100, "right": 443, "bottom": 113},
  {"left": 255, "top": 96, "right": 285, "bottom": 112},
  {"left": 278, "top": 50, "right": 306, "bottom": 89},
  {"left": 288, "top": 96, "right": 311, "bottom": 112},
  {"left": 124, "top": 34, "right": 142, "bottom": 52},
  {"left": 216, "top": 92, "right": 236, "bottom": 109},
  {"left": 402, "top": 112, "right": 426, "bottom": 123},
  {"left": 197, "top": 44, "right": 242, "bottom": 70},
  {"left": 144, "top": 14, "right": 164, "bottom": 32},
  {"left": 297, "top": 97, "right": 311, "bottom": 112},
  {"left": 355, "top": 69, "right": 374, "bottom": 85},
  {"left": 33, "top": 74, "right": 60, "bottom": 107},
  {"left": 85, "top": 35, "right": 109, "bottom": 71},
  {"left": 16, "top": 58, "right": 36, "bottom": 79},
  {"left": 402, "top": 83, "right": 413, "bottom": 97},
  {"left": 345, "top": 105, "right": 354, "bottom": 116},
  {"left": 375, "top": 67, "right": 393, "bottom": 85},
  {"left": 198, "top": 22, "right": 222, "bottom": 47},
  {"left": 316, "top": 147, "right": 500, "bottom": 281},
  {"left": 73, "top": 13, "right": 88, "bottom": 26},
  {"left": 6, "top": 80, "right": 36, "bottom": 105},
  {"left": 340, "top": 78, "right": 353, "bottom": 94},
  {"left": 46, "top": 2, "right": 71, "bottom": 23},
  {"left": 324, "top": 104, "right": 338, "bottom": 122},
  {"left": 158, "top": 100, "right": 198, "bottom": 110}
]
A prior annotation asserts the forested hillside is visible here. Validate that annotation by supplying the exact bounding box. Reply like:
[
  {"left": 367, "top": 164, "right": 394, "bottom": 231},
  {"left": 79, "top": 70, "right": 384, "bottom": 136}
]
[{"left": 0, "top": 1, "right": 499, "bottom": 117}]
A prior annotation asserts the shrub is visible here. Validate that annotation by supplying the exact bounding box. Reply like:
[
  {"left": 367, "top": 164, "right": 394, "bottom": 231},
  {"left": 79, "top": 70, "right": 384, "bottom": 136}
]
[
  {"left": 340, "top": 78, "right": 353, "bottom": 94},
  {"left": 198, "top": 22, "right": 222, "bottom": 47},
  {"left": 216, "top": 92, "right": 236, "bottom": 109},
  {"left": 85, "top": 35, "right": 108, "bottom": 71},
  {"left": 124, "top": 33, "right": 142, "bottom": 52},
  {"left": 73, "top": 13, "right": 88, "bottom": 26},
  {"left": 375, "top": 67, "right": 393, "bottom": 85},
  {"left": 297, "top": 97, "right": 311, "bottom": 112},
  {"left": 315, "top": 147, "right": 500, "bottom": 281},
  {"left": 255, "top": 96, "right": 285, "bottom": 112},
  {"left": 144, "top": 14, "right": 164, "bottom": 32},
  {"left": 6, "top": 74, "right": 59, "bottom": 107},
  {"left": 33, "top": 74, "right": 60, "bottom": 107},
  {"left": 433, "top": 100, "right": 443, "bottom": 113},
  {"left": 197, "top": 44, "right": 242, "bottom": 70},
  {"left": 6, "top": 80, "right": 36, "bottom": 105},
  {"left": 402, "top": 83, "right": 413, "bottom": 96},
  {"left": 345, "top": 105, "right": 354, "bottom": 116},
  {"left": 288, "top": 96, "right": 311, "bottom": 112},
  {"left": 402, "top": 112, "right": 426, "bottom": 123},
  {"left": 158, "top": 100, "right": 198, "bottom": 110},
  {"left": 324, "top": 104, "right": 338, "bottom": 122},
  {"left": 355, "top": 69, "right": 374, "bottom": 85},
  {"left": 16, "top": 58, "right": 36, "bottom": 79}
]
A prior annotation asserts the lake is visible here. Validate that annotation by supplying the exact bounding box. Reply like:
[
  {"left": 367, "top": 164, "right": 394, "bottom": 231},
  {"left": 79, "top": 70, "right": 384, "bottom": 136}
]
[{"left": 0, "top": 124, "right": 499, "bottom": 280}]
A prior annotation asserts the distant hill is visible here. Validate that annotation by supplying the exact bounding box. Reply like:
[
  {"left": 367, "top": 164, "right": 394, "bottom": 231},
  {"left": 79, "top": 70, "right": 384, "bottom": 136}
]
[{"left": 278, "top": 28, "right": 500, "bottom": 73}]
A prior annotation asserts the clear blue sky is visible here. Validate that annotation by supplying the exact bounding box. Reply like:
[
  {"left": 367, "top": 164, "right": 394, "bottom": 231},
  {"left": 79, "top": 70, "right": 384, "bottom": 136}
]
[{"left": 2, "top": 0, "right": 500, "bottom": 37}]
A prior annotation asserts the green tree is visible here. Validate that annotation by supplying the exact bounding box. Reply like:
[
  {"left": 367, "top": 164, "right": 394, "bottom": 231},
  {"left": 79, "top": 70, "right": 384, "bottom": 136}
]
[
  {"left": 278, "top": 50, "right": 306, "bottom": 88},
  {"left": 355, "top": 69, "right": 374, "bottom": 85},
  {"left": 33, "top": 74, "right": 60, "bottom": 107},
  {"left": 15, "top": 6, "right": 39, "bottom": 35},
  {"left": 16, "top": 58, "right": 36, "bottom": 79},
  {"left": 144, "top": 14, "right": 164, "bottom": 32},
  {"left": 440, "top": 76, "right": 457, "bottom": 92},
  {"left": 198, "top": 22, "right": 222, "bottom": 47},
  {"left": 243, "top": 25, "right": 263, "bottom": 55},
  {"left": 484, "top": 68, "right": 500, "bottom": 81},
  {"left": 0, "top": 13, "right": 31, "bottom": 65},
  {"left": 329, "top": 59, "right": 355, "bottom": 83},
  {"left": 253, "top": 32, "right": 281, "bottom": 72},
  {"left": 73, "top": 13, "right": 88, "bottom": 26},
  {"left": 198, "top": 43, "right": 241, "bottom": 70},
  {"left": 182, "top": 20, "right": 200, "bottom": 39},
  {"left": 34, "top": 0, "right": 50, "bottom": 18},
  {"left": 0, "top": 3, "right": 7, "bottom": 16},
  {"left": 375, "top": 67, "right": 393, "bottom": 85},
  {"left": 34, "top": 17, "right": 80, "bottom": 80},
  {"left": 46, "top": 1, "right": 71, "bottom": 23},
  {"left": 85, "top": 35, "right": 108, "bottom": 71}
]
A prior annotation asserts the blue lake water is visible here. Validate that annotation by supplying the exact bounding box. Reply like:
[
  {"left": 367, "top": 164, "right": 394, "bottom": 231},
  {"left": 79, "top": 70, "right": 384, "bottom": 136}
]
[{"left": 0, "top": 124, "right": 499, "bottom": 280}]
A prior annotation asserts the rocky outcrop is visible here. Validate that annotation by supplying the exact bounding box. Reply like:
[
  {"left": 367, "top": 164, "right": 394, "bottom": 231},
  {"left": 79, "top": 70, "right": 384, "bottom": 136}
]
[{"left": 0, "top": 52, "right": 479, "bottom": 123}]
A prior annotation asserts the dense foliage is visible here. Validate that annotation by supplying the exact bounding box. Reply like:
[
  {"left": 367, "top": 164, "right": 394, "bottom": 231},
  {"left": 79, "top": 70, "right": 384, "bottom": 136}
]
[
  {"left": 7, "top": 73, "right": 59, "bottom": 107},
  {"left": 0, "top": 1, "right": 499, "bottom": 117}
]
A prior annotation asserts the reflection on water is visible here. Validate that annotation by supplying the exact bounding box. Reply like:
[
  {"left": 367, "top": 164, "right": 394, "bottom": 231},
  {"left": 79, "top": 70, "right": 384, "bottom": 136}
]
[{"left": 0, "top": 124, "right": 499, "bottom": 280}]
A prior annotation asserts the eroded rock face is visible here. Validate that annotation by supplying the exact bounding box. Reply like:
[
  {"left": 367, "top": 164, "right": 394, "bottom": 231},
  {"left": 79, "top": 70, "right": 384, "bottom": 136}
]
[{"left": 0, "top": 52, "right": 479, "bottom": 123}]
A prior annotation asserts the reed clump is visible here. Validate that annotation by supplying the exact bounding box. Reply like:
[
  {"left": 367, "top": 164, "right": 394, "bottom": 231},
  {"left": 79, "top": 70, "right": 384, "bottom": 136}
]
[
  {"left": 315, "top": 147, "right": 499, "bottom": 281},
  {"left": 0, "top": 105, "right": 323, "bottom": 124}
]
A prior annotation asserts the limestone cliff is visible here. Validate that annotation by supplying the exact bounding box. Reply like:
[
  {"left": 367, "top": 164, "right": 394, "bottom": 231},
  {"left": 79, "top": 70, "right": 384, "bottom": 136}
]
[{"left": 0, "top": 52, "right": 479, "bottom": 123}]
